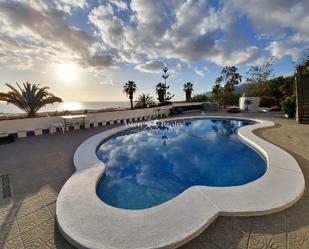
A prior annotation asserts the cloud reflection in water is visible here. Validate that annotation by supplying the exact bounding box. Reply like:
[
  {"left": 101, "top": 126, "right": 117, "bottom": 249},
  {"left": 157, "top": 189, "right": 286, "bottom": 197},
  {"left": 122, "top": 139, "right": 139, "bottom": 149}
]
[{"left": 96, "top": 119, "right": 266, "bottom": 209}]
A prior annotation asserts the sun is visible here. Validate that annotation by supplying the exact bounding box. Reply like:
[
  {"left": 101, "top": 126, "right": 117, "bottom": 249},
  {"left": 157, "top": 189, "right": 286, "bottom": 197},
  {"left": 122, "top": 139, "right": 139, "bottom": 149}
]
[{"left": 56, "top": 63, "right": 77, "bottom": 81}]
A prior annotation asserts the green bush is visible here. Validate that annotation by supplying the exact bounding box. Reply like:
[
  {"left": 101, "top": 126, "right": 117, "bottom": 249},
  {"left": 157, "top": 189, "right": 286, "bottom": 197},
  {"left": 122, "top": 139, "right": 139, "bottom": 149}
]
[
  {"left": 246, "top": 81, "right": 271, "bottom": 97},
  {"left": 189, "top": 94, "right": 208, "bottom": 102},
  {"left": 221, "top": 92, "right": 240, "bottom": 106},
  {"left": 209, "top": 92, "right": 240, "bottom": 106},
  {"left": 260, "top": 96, "right": 276, "bottom": 107},
  {"left": 245, "top": 76, "right": 295, "bottom": 102},
  {"left": 280, "top": 95, "right": 296, "bottom": 118}
]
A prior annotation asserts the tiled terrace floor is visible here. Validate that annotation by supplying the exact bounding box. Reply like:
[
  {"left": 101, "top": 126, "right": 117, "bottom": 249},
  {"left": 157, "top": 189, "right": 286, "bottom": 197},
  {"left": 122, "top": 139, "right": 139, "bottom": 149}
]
[{"left": 0, "top": 112, "right": 308, "bottom": 249}]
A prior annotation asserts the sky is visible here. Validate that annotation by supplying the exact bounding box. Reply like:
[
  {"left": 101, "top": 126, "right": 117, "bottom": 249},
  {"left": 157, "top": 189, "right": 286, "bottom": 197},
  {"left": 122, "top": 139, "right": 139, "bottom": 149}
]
[{"left": 0, "top": 0, "right": 308, "bottom": 102}]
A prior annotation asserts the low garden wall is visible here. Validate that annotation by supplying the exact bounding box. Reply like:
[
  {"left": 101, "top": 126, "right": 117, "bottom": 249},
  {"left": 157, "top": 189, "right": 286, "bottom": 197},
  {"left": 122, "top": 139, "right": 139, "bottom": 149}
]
[{"left": 0, "top": 107, "right": 170, "bottom": 139}]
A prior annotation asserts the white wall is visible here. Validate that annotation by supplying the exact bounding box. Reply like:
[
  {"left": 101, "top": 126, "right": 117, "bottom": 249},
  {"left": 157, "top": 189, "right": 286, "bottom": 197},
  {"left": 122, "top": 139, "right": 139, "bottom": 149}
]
[
  {"left": 0, "top": 107, "right": 170, "bottom": 134},
  {"left": 239, "top": 97, "right": 260, "bottom": 112}
]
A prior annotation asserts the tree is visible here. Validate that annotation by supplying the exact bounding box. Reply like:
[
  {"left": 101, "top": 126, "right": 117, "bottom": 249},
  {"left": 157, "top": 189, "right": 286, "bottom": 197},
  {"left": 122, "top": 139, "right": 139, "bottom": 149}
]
[
  {"left": 136, "top": 93, "right": 155, "bottom": 108},
  {"left": 211, "top": 66, "right": 241, "bottom": 105},
  {"left": 162, "top": 66, "right": 169, "bottom": 85},
  {"left": 245, "top": 81, "right": 271, "bottom": 97},
  {"left": 212, "top": 77, "right": 223, "bottom": 96},
  {"left": 123, "top": 81, "right": 137, "bottom": 109},
  {"left": 293, "top": 50, "right": 309, "bottom": 71},
  {"left": 246, "top": 59, "right": 273, "bottom": 83},
  {"left": 246, "top": 75, "right": 295, "bottom": 104},
  {"left": 219, "top": 66, "right": 242, "bottom": 92},
  {"left": 281, "top": 95, "right": 296, "bottom": 118},
  {"left": 0, "top": 82, "right": 62, "bottom": 117},
  {"left": 155, "top": 82, "right": 174, "bottom": 104},
  {"left": 183, "top": 82, "right": 194, "bottom": 101},
  {"left": 155, "top": 66, "right": 174, "bottom": 104},
  {"left": 269, "top": 75, "right": 295, "bottom": 107}
]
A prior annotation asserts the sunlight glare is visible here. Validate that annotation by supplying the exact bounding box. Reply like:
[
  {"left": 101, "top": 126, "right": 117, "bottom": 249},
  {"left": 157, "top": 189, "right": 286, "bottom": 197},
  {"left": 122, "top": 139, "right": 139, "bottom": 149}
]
[
  {"left": 62, "top": 102, "right": 83, "bottom": 111},
  {"left": 57, "top": 63, "right": 78, "bottom": 81}
]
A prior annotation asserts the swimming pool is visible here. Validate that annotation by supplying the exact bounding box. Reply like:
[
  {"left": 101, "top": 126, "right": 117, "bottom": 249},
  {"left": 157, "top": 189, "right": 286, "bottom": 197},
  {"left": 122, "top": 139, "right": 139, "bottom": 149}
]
[
  {"left": 96, "top": 119, "right": 266, "bottom": 209},
  {"left": 57, "top": 116, "right": 304, "bottom": 249}
]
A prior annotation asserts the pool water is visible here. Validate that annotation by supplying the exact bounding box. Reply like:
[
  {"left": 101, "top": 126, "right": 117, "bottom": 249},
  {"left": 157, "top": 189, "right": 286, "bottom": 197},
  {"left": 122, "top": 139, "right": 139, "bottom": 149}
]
[{"left": 96, "top": 119, "right": 266, "bottom": 209}]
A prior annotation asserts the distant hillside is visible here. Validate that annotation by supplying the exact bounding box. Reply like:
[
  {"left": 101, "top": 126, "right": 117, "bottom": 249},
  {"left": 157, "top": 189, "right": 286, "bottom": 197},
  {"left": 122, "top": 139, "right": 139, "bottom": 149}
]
[{"left": 234, "top": 83, "right": 250, "bottom": 94}]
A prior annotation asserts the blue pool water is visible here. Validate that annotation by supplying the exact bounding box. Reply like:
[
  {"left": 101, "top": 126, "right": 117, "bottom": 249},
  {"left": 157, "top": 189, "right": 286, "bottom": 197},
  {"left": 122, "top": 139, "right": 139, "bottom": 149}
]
[{"left": 96, "top": 119, "right": 266, "bottom": 209}]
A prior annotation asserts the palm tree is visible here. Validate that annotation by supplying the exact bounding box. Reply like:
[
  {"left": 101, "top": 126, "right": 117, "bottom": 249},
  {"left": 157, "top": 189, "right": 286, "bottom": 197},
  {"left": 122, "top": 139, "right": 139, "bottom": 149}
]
[
  {"left": 0, "top": 82, "right": 62, "bottom": 117},
  {"left": 155, "top": 83, "right": 174, "bottom": 104},
  {"left": 136, "top": 93, "right": 155, "bottom": 108},
  {"left": 155, "top": 82, "right": 167, "bottom": 104},
  {"left": 123, "top": 81, "right": 137, "bottom": 109},
  {"left": 183, "top": 82, "right": 194, "bottom": 101}
]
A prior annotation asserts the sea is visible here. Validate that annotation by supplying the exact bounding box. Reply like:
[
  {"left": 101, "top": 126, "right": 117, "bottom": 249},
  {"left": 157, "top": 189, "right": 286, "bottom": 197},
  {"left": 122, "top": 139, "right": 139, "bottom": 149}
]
[{"left": 0, "top": 101, "right": 132, "bottom": 114}]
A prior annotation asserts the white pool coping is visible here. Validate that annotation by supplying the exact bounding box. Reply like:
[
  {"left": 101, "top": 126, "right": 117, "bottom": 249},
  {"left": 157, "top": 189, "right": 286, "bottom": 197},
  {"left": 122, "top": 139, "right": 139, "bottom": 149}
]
[{"left": 56, "top": 116, "right": 305, "bottom": 249}]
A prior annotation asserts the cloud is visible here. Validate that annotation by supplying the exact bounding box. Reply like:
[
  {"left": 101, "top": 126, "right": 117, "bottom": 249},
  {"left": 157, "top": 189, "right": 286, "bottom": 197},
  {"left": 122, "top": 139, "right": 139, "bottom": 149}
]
[
  {"left": 194, "top": 66, "right": 209, "bottom": 77},
  {"left": 210, "top": 44, "right": 261, "bottom": 66},
  {"left": 0, "top": 0, "right": 115, "bottom": 71},
  {"left": 266, "top": 41, "right": 304, "bottom": 61},
  {"left": 194, "top": 68, "right": 205, "bottom": 77},
  {"left": 81, "top": 54, "right": 118, "bottom": 68},
  {"left": 89, "top": 5, "right": 125, "bottom": 49},
  {"left": 227, "top": 0, "right": 309, "bottom": 35},
  {"left": 1, "top": 0, "right": 308, "bottom": 74},
  {"left": 135, "top": 60, "right": 164, "bottom": 73},
  {"left": 99, "top": 75, "right": 117, "bottom": 85},
  {"left": 225, "top": 0, "right": 309, "bottom": 62},
  {"left": 169, "top": 63, "right": 187, "bottom": 75},
  {"left": 53, "top": 0, "right": 88, "bottom": 13},
  {"left": 108, "top": 0, "right": 128, "bottom": 11},
  {"left": 130, "top": 0, "right": 170, "bottom": 38}
]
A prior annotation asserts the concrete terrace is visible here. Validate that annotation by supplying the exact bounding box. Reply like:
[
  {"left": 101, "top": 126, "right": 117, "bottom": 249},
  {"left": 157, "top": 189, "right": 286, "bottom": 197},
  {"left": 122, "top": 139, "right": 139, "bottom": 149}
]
[{"left": 0, "top": 112, "right": 308, "bottom": 249}]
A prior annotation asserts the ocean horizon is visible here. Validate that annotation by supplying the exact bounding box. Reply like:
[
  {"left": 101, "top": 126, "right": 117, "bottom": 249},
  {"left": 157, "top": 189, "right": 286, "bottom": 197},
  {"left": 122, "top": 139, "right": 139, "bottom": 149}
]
[{"left": 0, "top": 101, "right": 132, "bottom": 114}]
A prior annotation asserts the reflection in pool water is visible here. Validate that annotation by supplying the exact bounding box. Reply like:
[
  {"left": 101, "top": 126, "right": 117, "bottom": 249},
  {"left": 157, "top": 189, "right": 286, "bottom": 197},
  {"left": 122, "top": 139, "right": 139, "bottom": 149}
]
[{"left": 96, "top": 119, "right": 266, "bottom": 209}]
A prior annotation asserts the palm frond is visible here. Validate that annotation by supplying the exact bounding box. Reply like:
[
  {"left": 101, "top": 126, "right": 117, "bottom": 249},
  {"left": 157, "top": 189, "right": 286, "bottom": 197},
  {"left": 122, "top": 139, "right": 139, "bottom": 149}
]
[{"left": 1, "top": 82, "right": 62, "bottom": 117}]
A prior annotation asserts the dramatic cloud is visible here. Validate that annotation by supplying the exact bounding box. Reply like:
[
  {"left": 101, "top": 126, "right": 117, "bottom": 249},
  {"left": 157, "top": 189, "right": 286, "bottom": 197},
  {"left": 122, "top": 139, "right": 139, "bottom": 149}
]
[
  {"left": 135, "top": 60, "right": 164, "bottom": 73},
  {"left": 266, "top": 41, "right": 303, "bottom": 61},
  {"left": 227, "top": 0, "right": 309, "bottom": 35},
  {"left": 0, "top": 0, "right": 116, "bottom": 71},
  {"left": 0, "top": 0, "right": 308, "bottom": 74},
  {"left": 226, "top": 0, "right": 309, "bottom": 61}
]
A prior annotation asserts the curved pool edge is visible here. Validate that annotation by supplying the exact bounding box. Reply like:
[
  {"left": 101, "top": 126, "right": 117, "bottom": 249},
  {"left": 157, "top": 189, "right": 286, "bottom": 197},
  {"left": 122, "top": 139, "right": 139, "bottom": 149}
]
[{"left": 56, "top": 116, "right": 305, "bottom": 249}]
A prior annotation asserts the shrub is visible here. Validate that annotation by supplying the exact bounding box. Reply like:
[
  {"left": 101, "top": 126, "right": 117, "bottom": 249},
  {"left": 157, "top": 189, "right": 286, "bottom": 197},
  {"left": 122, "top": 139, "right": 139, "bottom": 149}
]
[
  {"left": 189, "top": 94, "right": 208, "bottom": 102},
  {"left": 280, "top": 95, "right": 296, "bottom": 118},
  {"left": 221, "top": 92, "right": 241, "bottom": 106},
  {"left": 260, "top": 96, "right": 276, "bottom": 107},
  {"left": 245, "top": 81, "right": 271, "bottom": 97},
  {"left": 209, "top": 92, "right": 240, "bottom": 106}
]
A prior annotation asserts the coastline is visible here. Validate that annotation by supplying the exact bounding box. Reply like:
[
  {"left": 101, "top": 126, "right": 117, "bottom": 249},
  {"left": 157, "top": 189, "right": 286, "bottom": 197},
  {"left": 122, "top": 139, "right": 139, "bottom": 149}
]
[
  {"left": 0, "top": 101, "right": 133, "bottom": 120},
  {"left": 0, "top": 107, "right": 131, "bottom": 120}
]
